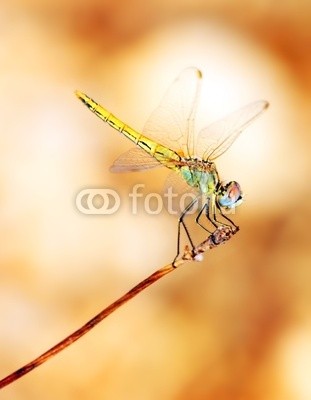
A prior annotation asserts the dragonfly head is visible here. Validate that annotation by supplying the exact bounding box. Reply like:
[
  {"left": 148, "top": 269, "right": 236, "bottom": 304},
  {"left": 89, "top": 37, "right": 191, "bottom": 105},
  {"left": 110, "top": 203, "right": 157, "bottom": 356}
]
[{"left": 216, "top": 181, "right": 243, "bottom": 210}]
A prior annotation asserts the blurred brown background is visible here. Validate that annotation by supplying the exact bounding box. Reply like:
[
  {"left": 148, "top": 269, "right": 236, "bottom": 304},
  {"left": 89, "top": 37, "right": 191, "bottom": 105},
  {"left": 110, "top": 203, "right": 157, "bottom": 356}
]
[{"left": 1, "top": 0, "right": 311, "bottom": 399}]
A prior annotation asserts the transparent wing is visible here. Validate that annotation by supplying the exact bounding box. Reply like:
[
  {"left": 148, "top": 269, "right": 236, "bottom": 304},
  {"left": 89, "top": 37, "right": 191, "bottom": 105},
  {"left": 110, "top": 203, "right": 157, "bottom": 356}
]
[
  {"left": 196, "top": 100, "right": 269, "bottom": 161},
  {"left": 163, "top": 171, "right": 200, "bottom": 215},
  {"left": 142, "top": 67, "right": 202, "bottom": 158},
  {"left": 110, "top": 147, "right": 162, "bottom": 172}
]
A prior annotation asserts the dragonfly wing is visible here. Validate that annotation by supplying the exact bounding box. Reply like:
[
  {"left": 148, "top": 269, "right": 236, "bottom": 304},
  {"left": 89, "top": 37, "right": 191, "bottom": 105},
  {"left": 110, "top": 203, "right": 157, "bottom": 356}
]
[
  {"left": 143, "top": 67, "right": 202, "bottom": 158},
  {"left": 196, "top": 100, "right": 269, "bottom": 161},
  {"left": 163, "top": 171, "right": 200, "bottom": 215},
  {"left": 110, "top": 147, "right": 162, "bottom": 172}
]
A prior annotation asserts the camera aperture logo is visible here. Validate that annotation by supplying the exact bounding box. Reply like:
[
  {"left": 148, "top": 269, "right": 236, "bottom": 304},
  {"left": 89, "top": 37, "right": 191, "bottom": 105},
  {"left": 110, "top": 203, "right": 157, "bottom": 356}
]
[{"left": 76, "top": 188, "right": 121, "bottom": 215}]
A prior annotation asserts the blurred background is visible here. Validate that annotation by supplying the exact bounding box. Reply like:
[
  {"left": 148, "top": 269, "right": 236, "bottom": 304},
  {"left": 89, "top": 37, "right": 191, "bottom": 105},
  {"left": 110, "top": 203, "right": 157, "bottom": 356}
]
[{"left": 1, "top": 0, "right": 311, "bottom": 399}]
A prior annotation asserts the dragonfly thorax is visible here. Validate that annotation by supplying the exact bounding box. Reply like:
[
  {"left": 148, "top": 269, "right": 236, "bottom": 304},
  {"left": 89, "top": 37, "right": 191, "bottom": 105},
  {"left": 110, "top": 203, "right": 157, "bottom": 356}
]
[{"left": 180, "top": 158, "right": 219, "bottom": 194}]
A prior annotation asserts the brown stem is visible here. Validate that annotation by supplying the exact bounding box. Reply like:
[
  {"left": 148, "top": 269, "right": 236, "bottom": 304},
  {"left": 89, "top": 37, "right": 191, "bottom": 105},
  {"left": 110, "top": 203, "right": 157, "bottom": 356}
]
[{"left": 0, "top": 225, "right": 236, "bottom": 389}]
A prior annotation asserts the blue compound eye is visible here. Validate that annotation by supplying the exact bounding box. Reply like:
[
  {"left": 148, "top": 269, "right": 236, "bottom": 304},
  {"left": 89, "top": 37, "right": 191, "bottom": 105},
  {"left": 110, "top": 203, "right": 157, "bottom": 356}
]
[{"left": 217, "top": 181, "right": 243, "bottom": 209}]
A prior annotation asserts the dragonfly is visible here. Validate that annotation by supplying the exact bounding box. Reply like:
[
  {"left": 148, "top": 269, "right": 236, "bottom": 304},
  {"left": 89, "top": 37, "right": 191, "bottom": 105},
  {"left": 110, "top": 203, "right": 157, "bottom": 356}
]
[{"left": 76, "top": 68, "right": 269, "bottom": 264}]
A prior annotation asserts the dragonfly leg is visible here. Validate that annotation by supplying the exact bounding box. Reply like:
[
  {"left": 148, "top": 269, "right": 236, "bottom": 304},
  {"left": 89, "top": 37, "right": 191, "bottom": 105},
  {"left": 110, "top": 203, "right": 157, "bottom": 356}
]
[
  {"left": 215, "top": 202, "right": 239, "bottom": 232},
  {"left": 208, "top": 198, "right": 239, "bottom": 232},
  {"left": 204, "top": 196, "right": 220, "bottom": 229},
  {"left": 173, "top": 197, "right": 198, "bottom": 266},
  {"left": 195, "top": 203, "right": 213, "bottom": 233},
  {"left": 196, "top": 196, "right": 234, "bottom": 232}
]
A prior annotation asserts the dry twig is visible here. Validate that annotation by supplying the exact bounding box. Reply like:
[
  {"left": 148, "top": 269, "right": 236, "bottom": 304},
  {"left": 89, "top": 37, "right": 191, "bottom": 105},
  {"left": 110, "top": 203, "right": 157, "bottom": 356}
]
[{"left": 0, "top": 225, "right": 236, "bottom": 389}]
